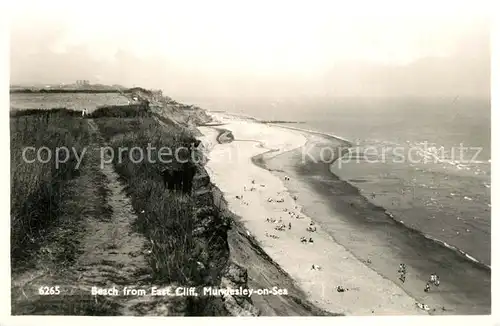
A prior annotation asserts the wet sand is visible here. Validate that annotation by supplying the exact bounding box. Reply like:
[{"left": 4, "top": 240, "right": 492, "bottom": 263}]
[{"left": 256, "top": 132, "right": 491, "bottom": 315}]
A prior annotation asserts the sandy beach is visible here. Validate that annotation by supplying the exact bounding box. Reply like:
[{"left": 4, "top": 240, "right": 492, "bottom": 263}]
[{"left": 198, "top": 113, "right": 430, "bottom": 316}]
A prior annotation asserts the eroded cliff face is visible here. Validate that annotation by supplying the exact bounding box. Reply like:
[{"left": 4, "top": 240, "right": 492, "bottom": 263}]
[
  {"left": 129, "top": 88, "right": 212, "bottom": 135},
  {"left": 186, "top": 155, "right": 259, "bottom": 316}
]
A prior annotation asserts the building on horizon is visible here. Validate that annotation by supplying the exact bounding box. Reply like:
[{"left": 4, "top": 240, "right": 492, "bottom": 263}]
[{"left": 76, "top": 80, "right": 90, "bottom": 87}]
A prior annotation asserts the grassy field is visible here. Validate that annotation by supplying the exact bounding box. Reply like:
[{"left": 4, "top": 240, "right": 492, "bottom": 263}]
[
  {"left": 10, "top": 93, "right": 130, "bottom": 113},
  {"left": 10, "top": 109, "right": 91, "bottom": 269}
]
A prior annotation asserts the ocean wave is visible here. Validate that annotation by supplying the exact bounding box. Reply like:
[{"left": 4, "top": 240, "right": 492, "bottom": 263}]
[
  {"left": 421, "top": 233, "right": 486, "bottom": 267},
  {"left": 383, "top": 209, "right": 490, "bottom": 269},
  {"left": 409, "top": 141, "right": 490, "bottom": 171},
  {"left": 267, "top": 123, "right": 353, "bottom": 145},
  {"left": 332, "top": 179, "right": 491, "bottom": 270}
]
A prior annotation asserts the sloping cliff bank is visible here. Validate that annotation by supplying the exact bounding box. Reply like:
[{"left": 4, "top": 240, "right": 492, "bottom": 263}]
[
  {"left": 185, "top": 165, "right": 258, "bottom": 316},
  {"left": 191, "top": 155, "right": 337, "bottom": 316},
  {"left": 118, "top": 89, "right": 338, "bottom": 315},
  {"left": 127, "top": 87, "right": 213, "bottom": 136},
  {"left": 140, "top": 94, "right": 259, "bottom": 315}
]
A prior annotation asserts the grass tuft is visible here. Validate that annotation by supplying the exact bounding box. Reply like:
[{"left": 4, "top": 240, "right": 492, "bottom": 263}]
[{"left": 10, "top": 109, "right": 91, "bottom": 269}]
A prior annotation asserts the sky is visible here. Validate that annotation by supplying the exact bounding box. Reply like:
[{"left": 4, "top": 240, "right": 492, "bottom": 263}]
[{"left": 9, "top": 0, "right": 491, "bottom": 97}]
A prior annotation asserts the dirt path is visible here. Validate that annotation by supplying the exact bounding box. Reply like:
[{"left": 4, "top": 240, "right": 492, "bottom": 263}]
[{"left": 11, "top": 119, "right": 175, "bottom": 316}]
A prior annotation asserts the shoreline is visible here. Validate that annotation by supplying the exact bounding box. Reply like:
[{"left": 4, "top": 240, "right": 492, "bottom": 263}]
[
  {"left": 198, "top": 111, "right": 490, "bottom": 315},
  {"left": 263, "top": 127, "right": 490, "bottom": 271},
  {"left": 198, "top": 113, "right": 431, "bottom": 315},
  {"left": 214, "top": 111, "right": 490, "bottom": 270},
  {"left": 258, "top": 129, "right": 490, "bottom": 270}
]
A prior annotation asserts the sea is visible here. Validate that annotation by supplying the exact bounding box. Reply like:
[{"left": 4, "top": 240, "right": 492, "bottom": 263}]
[{"left": 182, "top": 96, "right": 491, "bottom": 267}]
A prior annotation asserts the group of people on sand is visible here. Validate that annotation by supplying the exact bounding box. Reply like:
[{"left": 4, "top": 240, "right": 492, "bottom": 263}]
[
  {"left": 398, "top": 263, "right": 444, "bottom": 311},
  {"left": 306, "top": 221, "right": 317, "bottom": 232},
  {"left": 300, "top": 236, "right": 314, "bottom": 243},
  {"left": 265, "top": 231, "right": 279, "bottom": 239},
  {"left": 311, "top": 264, "right": 322, "bottom": 270},
  {"left": 398, "top": 263, "right": 440, "bottom": 292},
  {"left": 246, "top": 177, "right": 318, "bottom": 245},
  {"left": 425, "top": 273, "right": 440, "bottom": 292},
  {"left": 235, "top": 194, "right": 249, "bottom": 205},
  {"left": 398, "top": 263, "right": 407, "bottom": 282}
]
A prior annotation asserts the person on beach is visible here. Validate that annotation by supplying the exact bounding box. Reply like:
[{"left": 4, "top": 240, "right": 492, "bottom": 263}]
[
  {"left": 307, "top": 225, "right": 317, "bottom": 232},
  {"left": 311, "top": 264, "right": 321, "bottom": 270},
  {"left": 288, "top": 222, "right": 291, "bottom": 230},
  {"left": 81, "top": 108, "right": 87, "bottom": 117},
  {"left": 424, "top": 283, "right": 431, "bottom": 292},
  {"left": 430, "top": 274, "right": 440, "bottom": 287},
  {"left": 398, "top": 263, "right": 407, "bottom": 283},
  {"left": 416, "top": 303, "right": 430, "bottom": 311}
]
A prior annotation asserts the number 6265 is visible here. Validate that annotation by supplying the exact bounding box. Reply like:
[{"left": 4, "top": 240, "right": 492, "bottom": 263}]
[{"left": 38, "top": 286, "right": 61, "bottom": 295}]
